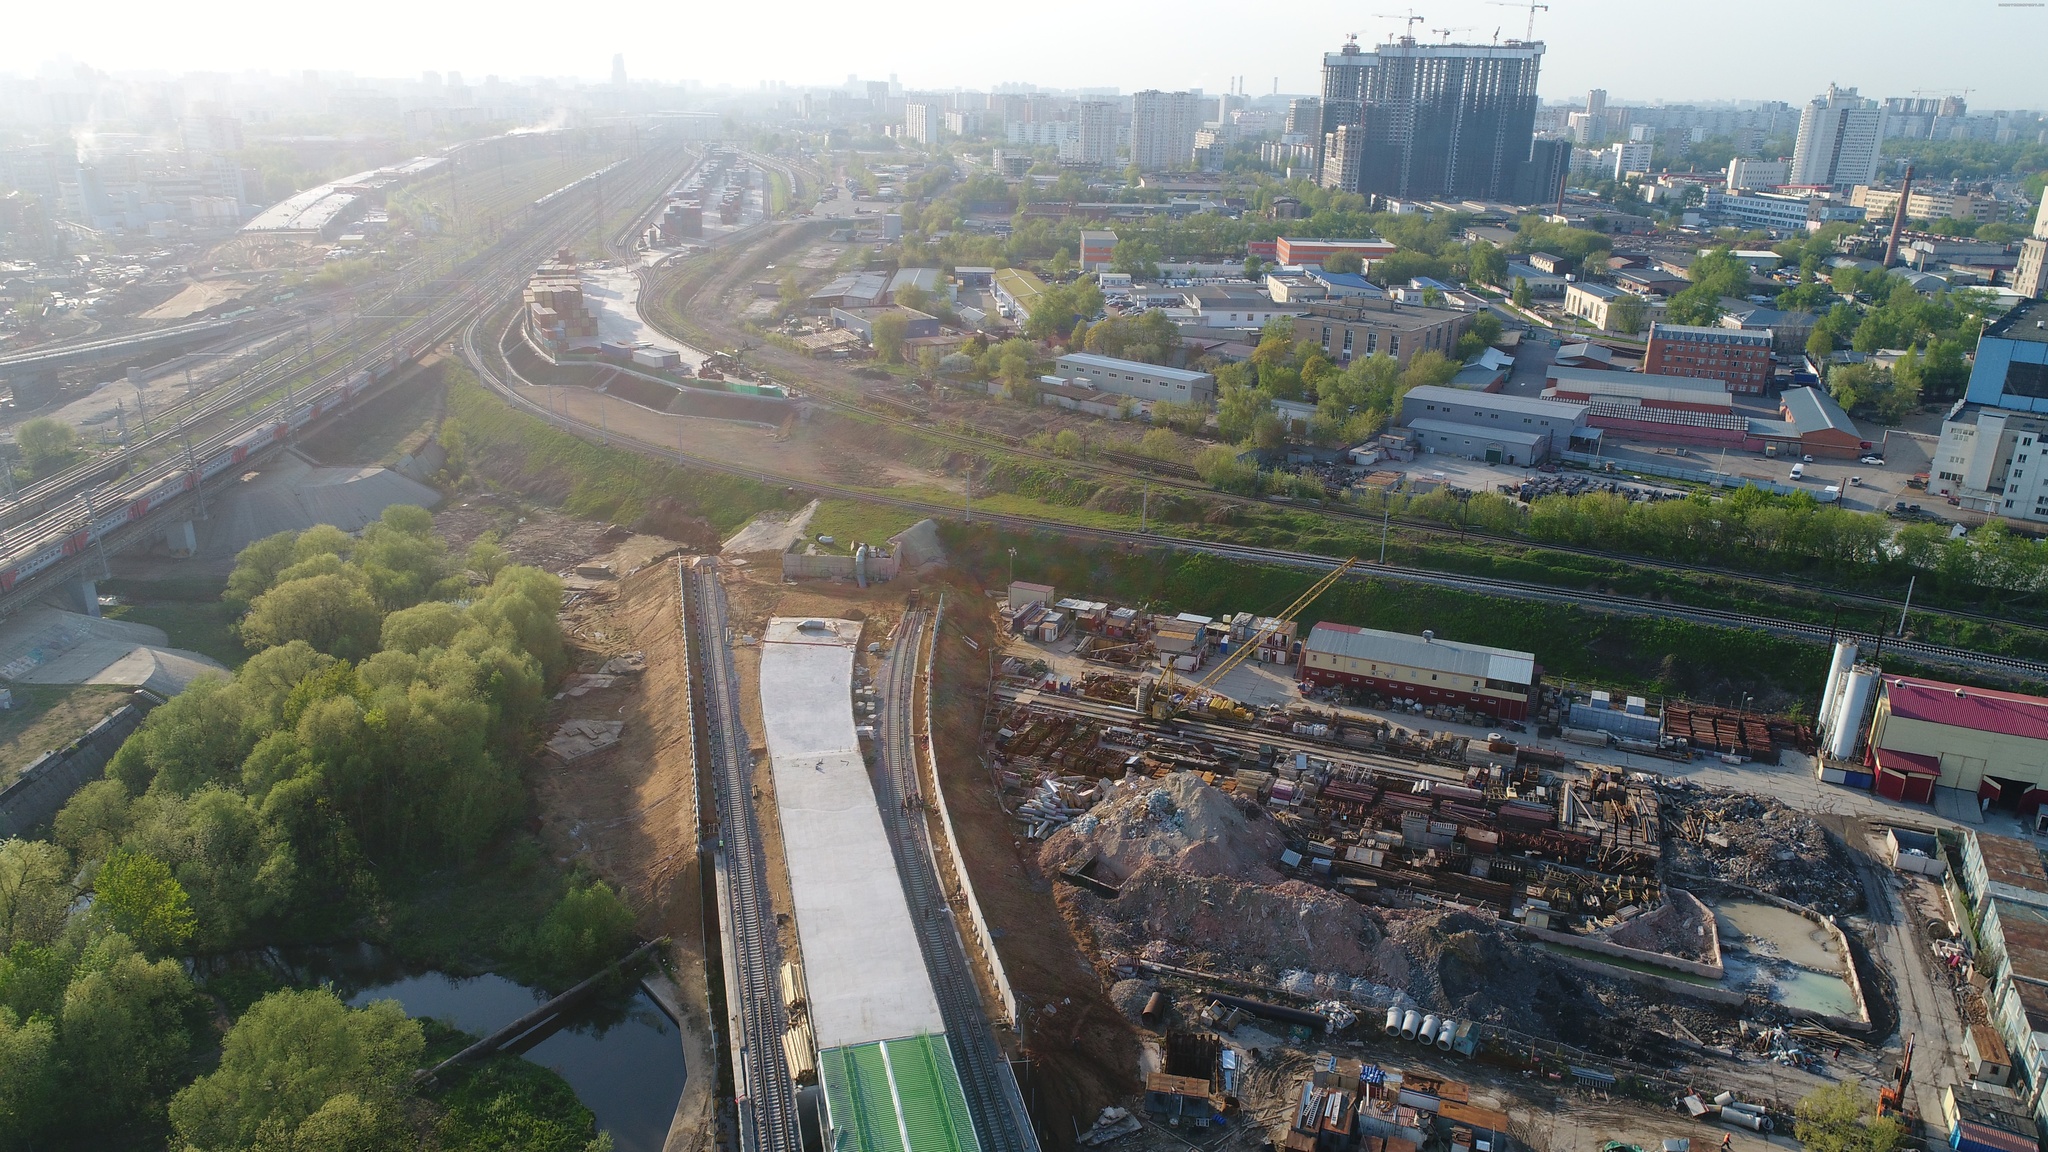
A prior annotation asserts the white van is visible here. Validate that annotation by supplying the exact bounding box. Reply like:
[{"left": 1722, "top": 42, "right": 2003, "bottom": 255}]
[{"left": 1789, "top": 463, "right": 1806, "bottom": 480}]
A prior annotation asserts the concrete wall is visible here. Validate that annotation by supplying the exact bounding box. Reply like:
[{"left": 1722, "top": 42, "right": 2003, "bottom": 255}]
[
  {"left": 1539, "top": 947, "right": 1749, "bottom": 1006},
  {"left": 1519, "top": 905, "right": 1725, "bottom": 979},
  {"left": 918, "top": 596, "right": 1020, "bottom": 1025},
  {"left": 0, "top": 701, "right": 149, "bottom": 838},
  {"left": 780, "top": 552, "right": 901, "bottom": 582}
]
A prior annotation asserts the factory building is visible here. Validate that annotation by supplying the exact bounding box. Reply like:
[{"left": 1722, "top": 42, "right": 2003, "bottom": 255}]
[
  {"left": 1300, "top": 623, "right": 1537, "bottom": 721},
  {"left": 1862, "top": 673, "right": 2048, "bottom": 817},
  {"left": 1396, "top": 386, "right": 1590, "bottom": 465},
  {"left": 1952, "top": 829, "right": 2048, "bottom": 1137},
  {"left": 1054, "top": 351, "right": 1216, "bottom": 406}
]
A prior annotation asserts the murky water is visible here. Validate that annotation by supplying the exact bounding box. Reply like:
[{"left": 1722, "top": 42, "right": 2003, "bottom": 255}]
[
  {"left": 348, "top": 971, "right": 687, "bottom": 1152},
  {"left": 1710, "top": 898, "right": 1860, "bottom": 1018}
]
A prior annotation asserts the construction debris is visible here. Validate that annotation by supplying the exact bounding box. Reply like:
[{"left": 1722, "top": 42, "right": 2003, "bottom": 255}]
[{"left": 547, "top": 719, "right": 624, "bottom": 761}]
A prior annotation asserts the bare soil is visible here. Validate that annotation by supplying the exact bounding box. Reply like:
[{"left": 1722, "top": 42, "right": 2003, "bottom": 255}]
[{"left": 929, "top": 590, "right": 1141, "bottom": 1151}]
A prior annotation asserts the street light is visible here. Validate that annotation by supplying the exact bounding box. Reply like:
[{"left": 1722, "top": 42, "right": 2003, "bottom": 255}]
[{"left": 1006, "top": 547, "right": 1017, "bottom": 586}]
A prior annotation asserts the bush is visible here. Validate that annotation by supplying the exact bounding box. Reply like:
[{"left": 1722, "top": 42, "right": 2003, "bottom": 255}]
[{"left": 521, "top": 877, "right": 638, "bottom": 990}]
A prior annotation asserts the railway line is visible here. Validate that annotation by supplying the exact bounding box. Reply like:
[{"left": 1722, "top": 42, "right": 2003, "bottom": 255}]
[
  {"left": 456, "top": 330, "right": 2048, "bottom": 684},
  {"left": 683, "top": 560, "right": 799, "bottom": 1152},
  {"left": 0, "top": 140, "right": 691, "bottom": 619},
  {"left": 635, "top": 218, "right": 2045, "bottom": 644},
  {"left": 873, "top": 610, "right": 1040, "bottom": 1152}
]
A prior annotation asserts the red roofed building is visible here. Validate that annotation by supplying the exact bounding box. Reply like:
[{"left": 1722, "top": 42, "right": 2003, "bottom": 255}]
[{"left": 1866, "top": 674, "right": 2048, "bottom": 811}]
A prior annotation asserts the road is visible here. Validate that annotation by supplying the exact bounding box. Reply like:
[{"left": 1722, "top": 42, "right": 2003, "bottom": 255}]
[
  {"left": 685, "top": 560, "right": 800, "bottom": 1152},
  {"left": 873, "top": 610, "right": 1041, "bottom": 1152}
]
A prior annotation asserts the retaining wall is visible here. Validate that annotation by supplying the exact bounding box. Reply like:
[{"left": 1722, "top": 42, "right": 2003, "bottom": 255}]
[
  {"left": 1540, "top": 947, "right": 1750, "bottom": 1006},
  {"left": 780, "top": 552, "right": 901, "bottom": 582},
  {"left": 1674, "top": 871, "right": 1874, "bottom": 1032},
  {"left": 1520, "top": 889, "right": 1725, "bottom": 979},
  {"left": 917, "top": 595, "right": 1020, "bottom": 1025},
  {"left": 0, "top": 700, "right": 149, "bottom": 837}
]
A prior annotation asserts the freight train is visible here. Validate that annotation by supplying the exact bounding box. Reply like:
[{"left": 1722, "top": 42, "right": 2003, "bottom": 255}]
[{"left": 0, "top": 351, "right": 404, "bottom": 595}]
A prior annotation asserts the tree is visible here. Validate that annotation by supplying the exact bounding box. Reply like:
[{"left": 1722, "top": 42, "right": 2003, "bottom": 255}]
[
  {"left": 895, "top": 283, "right": 930, "bottom": 315},
  {"left": 55, "top": 933, "right": 198, "bottom": 1131},
  {"left": 1793, "top": 1084, "right": 1906, "bottom": 1152},
  {"left": 0, "top": 840, "right": 70, "bottom": 952},
  {"left": 15, "top": 418, "right": 77, "bottom": 478},
  {"left": 1111, "top": 237, "right": 1160, "bottom": 279},
  {"left": 1468, "top": 240, "right": 1507, "bottom": 287},
  {"left": 239, "top": 573, "right": 383, "bottom": 662},
  {"left": 1243, "top": 255, "right": 1265, "bottom": 280},
  {"left": 169, "top": 988, "right": 423, "bottom": 1152},
  {"left": 1322, "top": 250, "right": 1364, "bottom": 275},
  {"left": 93, "top": 848, "right": 198, "bottom": 955},
  {"left": 871, "top": 311, "right": 909, "bottom": 363},
  {"left": 1512, "top": 277, "right": 1533, "bottom": 308},
  {"left": 917, "top": 346, "right": 943, "bottom": 379},
  {"left": 1608, "top": 293, "right": 1647, "bottom": 335},
  {"left": 1216, "top": 384, "right": 1275, "bottom": 443},
  {"left": 525, "top": 877, "right": 638, "bottom": 989},
  {"left": 778, "top": 272, "right": 802, "bottom": 308},
  {"left": 0, "top": 1006, "right": 58, "bottom": 1138}
]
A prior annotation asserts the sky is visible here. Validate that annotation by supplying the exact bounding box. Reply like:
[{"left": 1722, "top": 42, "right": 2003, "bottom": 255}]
[{"left": 9, "top": 0, "right": 2045, "bottom": 109}]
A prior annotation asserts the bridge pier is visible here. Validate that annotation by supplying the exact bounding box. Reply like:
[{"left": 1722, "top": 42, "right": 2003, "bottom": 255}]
[
  {"left": 67, "top": 578, "right": 100, "bottom": 618},
  {"left": 165, "top": 520, "right": 197, "bottom": 558}
]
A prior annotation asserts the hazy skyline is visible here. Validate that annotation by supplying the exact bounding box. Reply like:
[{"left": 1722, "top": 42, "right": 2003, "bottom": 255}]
[{"left": 7, "top": 0, "right": 2045, "bottom": 110}]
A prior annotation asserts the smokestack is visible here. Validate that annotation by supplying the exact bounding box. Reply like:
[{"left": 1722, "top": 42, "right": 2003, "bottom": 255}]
[{"left": 1884, "top": 163, "right": 1915, "bottom": 268}]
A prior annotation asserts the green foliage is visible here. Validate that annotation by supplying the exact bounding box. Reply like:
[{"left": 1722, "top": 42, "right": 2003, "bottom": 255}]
[
  {"left": 1793, "top": 1084, "right": 1906, "bottom": 1152},
  {"left": 1083, "top": 310, "right": 1178, "bottom": 364},
  {"left": 0, "top": 1005, "right": 58, "bottom": 1137},
  {"left": 1022, "top": 278, "right": 1103, "bottom": 343},
  {"left": 93, "top": 848, "right": 198, "bottom": 955},
  {"left": 871, "top": 310, "right": 909, "bottom": 362},
  {"left": 54, "top": 932, "right": 200, "bottom": 1132},
  {"left": 15, "top": 418, "right": 78, "bottom": 479},
  {"left": 1322, "top": 250, "right": 1363, "bottom": 275},
  {"left": 240, "top": 572, "right": 384, "bottom": 661},
  {"left": 1608, "top": 293, "right": 1647, "bottom": 335},
  {"left": 518, "top": 876, "right": 638, "bottom": 989},
  {"left": 1216, "top": 384, "right": 1275, "bottom": 444},
  {"left": 0, "top": 839, "right": 70, "bottom": 952},
  {"left": 1468, "top": 240, "right": 1507, "bottom": 287},
  {"left": 1511, "top": 277, "right": 1532, "bottom": 308},
  {"left": 1195, "top": 444, "right": 1261, "bottom": 496},
  {"left": 169, "top": 988, "right": 423, "bottom": 1152},
  {"left": 434, "top": 1054, "right": 607, "bottom": 1152}
]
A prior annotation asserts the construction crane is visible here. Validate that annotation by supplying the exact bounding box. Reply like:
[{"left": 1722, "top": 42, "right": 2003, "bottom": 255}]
[
  {"left": 1486, "top": 0, "right": 1550, "bottom": 41},
  {"left": 1149, "top": 558, "right": 1359, "bottom": 722},
  {"left": 1431, "top": 25, "right": 1474, "bottom": 41},
  {"left": 1371, "top": 10, "right": 1428, "bottom": 40}
]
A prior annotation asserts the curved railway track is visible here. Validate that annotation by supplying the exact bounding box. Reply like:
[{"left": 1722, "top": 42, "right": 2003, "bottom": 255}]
[
  {"left": 460, "top": 327, "right": 2048, "bottom": 683},
  {"left": 684, "top": 561, "right": 799, "bottom": 1152},
  {"left": 873, "top": 611, "right": 1040, "bottom": 1152},
  {"left": 632, "top": 220, "right": 2045, "bottom": 643}
]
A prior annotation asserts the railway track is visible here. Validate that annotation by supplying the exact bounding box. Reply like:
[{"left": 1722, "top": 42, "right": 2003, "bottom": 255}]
[
  {"left": 455, "top": 334, "right": 2048, "bottom": 684},
  {"left": 872, "top": 611, "right": 1040, "bottom": 1152},
  {"left": 684, "top": 561, "right": 799, "bottom": 1152},
  {"left": 0, "top": 142, "right": 691, "bottom": 619},
  {"left": 635, "top": 220, "right": 2047, "bottom": 642}
]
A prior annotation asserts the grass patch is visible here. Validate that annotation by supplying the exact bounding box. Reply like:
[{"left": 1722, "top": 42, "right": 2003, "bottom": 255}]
[
  {"left": 300, "top": 359, "right": 449, "bottom": 467},
  {"left": 115, "top": 601, "right": 246, "bottom": 670},
  {"left": 0, "top": 684, "right": 133, "bottom": 783},
  {"left": 805, "top": 500, "right": 924, "bottom": 554}
]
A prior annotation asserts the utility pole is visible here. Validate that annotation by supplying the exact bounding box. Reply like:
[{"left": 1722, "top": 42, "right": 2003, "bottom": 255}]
[
  {"left": 1140, "top": 477, "right": 1149, "bottom": 533},
  {"left": 1897, "top": 574, "right": 1915, "bottom": 637},
  {"left": 1380, "top": 505, "right": 1391, "bottom": 563}
]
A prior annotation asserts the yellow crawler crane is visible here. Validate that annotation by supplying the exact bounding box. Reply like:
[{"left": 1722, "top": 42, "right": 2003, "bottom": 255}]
[{"left": 1151, "top": 557, "right": 1359, "bottom": 722}]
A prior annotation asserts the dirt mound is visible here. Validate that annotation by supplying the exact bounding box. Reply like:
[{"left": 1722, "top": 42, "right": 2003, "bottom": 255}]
[
  {"left": 1041, "top": 772, "right": 1282, "bottom": 885},
  {"left": 1661, "top": 786, "right": 1863, "bottom": 914},
  {"left": 1076, "top": 863, "right": 1385, "bottom": 976}
]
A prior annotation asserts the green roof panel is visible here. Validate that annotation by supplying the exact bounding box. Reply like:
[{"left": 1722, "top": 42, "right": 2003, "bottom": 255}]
[{"left": 819, "top": 1035, "right": 981, "bottom": 1152}]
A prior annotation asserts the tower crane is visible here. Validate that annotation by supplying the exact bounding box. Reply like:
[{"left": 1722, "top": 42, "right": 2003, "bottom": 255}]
[
  {"left": 1486, "top": 0, "right": 1550, "bottom": 41},
  {"left": 1431, "top": 25, "right": 1474, "bottom": 41},
  {"left": 1149, "top": 558, "right": 1359, "bottom": 722},
  {"left": 1371, "top": 10, "right": 1428, "bottom": 40}
]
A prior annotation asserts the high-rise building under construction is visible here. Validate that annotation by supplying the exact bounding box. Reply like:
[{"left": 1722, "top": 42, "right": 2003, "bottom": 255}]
[{"left": 1318, "top": 35, "right": 1548, "bottom": 203}]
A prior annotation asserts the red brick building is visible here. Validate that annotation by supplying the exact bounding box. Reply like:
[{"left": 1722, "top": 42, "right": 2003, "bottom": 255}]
[{"left": 1644, "top": 322, "right": 1774, "bottom": 395}]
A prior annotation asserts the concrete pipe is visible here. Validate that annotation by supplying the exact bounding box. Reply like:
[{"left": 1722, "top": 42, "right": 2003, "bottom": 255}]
[
  {"left": 1436, "top": 1018, "right": 1458, "bottom": 1050},
  {"left": 1385, "top": 1006, "right": 1403, "bottom": 1036},
  {"left": 1400, "top": 1009, "right": 1421, "bottom": 1039},
  {"left": 1418, "top": 1014, "right": 1440, "bottom": 1044},
  {"left": 1712, "top": 1092, "right": 1734, "bottom": 1107},
  {"left": 1719, "top": 1108, "right": 1771, "bottom": 1133}
]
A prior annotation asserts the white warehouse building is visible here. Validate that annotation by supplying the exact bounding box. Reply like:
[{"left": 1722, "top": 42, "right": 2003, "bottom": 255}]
[{"left": 1053, "top": 352, "right": 1217, "bottom": 407}]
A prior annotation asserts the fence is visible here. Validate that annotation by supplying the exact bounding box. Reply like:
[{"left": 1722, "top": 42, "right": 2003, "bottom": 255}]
[
  {"left": 917, "top": 595, "right": 1020, "bottom": 1025},
  {"left": 1560, "top": 450, "right": 1799, "bottom": 496},
  {"left": 0, "top": 699, "right": 151, "bottom": 837}
]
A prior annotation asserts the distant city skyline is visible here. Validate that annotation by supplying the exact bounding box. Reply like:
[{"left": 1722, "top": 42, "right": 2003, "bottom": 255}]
[{"left": 4, "top": 0, "right": 2045, "bottom": 110}]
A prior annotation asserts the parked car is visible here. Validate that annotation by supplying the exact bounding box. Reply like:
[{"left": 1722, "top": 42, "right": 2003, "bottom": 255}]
[
  {"left": 1859, "top": 454, "right": 1885, "bottom": 465},
  {"left": 1801, "top": 454, "right": 1815, "bottom": 463}
]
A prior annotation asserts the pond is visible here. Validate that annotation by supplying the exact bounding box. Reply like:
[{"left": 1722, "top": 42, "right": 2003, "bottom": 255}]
[
  {"left": 348, "top": 970, "right": 687, "bottom": 1152},
  {"left": 1710, "top": 898, "right": 1861, "bottom": 1019}
]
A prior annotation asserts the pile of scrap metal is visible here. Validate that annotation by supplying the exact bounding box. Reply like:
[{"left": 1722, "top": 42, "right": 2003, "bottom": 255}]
[{"left": 1078, "top": 1107, "right": 1142, "bottom": 1147}]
